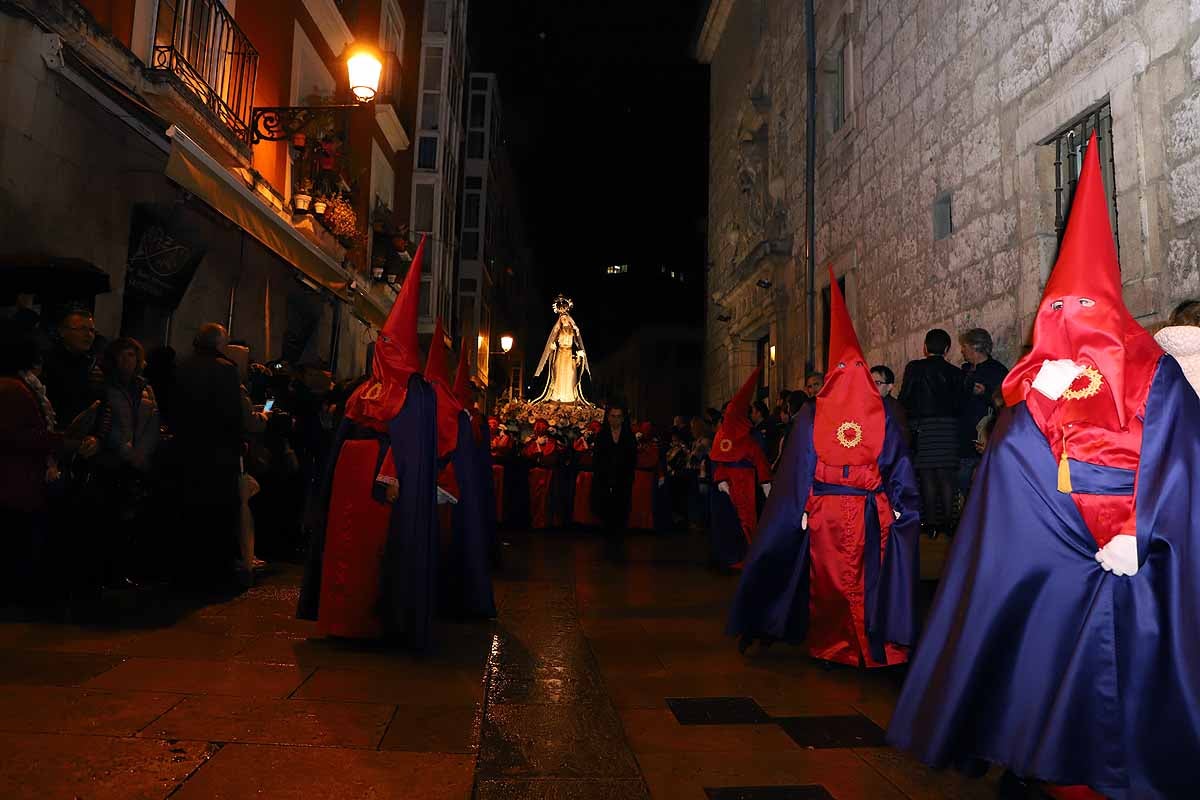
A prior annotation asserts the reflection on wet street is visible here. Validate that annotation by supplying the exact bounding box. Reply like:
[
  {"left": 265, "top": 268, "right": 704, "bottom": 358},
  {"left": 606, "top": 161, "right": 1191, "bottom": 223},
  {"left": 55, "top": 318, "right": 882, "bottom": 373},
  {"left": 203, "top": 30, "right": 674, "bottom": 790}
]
[{"left": 0, "top": 529, "right": 998, "bottom": 798}]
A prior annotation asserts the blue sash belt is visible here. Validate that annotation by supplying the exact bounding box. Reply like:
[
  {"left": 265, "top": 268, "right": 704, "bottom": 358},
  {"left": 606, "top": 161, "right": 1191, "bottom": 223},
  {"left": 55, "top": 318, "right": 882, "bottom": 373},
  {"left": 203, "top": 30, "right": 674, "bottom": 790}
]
[{"left": 812, "top": 481, "right": 887, "bottom": 663}]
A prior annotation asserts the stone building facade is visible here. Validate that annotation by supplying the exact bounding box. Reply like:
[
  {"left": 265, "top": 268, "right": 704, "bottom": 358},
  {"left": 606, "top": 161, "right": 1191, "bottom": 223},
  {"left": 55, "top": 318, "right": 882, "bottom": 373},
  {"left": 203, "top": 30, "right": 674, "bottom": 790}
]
[{"left": 698, "top": 0, "right": 1200, "bottom": 406}]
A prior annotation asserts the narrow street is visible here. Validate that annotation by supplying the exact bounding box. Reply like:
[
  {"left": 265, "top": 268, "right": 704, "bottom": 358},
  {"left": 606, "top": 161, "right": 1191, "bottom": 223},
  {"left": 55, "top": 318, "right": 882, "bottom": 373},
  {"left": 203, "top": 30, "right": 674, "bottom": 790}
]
[{"left": 0, "top": 530, "right": 996, "bottom": 799}]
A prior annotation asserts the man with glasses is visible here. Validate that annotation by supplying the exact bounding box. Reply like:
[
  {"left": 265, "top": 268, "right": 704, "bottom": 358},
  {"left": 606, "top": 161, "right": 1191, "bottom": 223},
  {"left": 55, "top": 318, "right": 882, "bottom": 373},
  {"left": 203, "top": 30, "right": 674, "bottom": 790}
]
[
  {"left": 41, "top": 309, "right": 104, "bottom": 425},
  {"left": 871, "top": 365, "right": 909, "bottom": 446}
]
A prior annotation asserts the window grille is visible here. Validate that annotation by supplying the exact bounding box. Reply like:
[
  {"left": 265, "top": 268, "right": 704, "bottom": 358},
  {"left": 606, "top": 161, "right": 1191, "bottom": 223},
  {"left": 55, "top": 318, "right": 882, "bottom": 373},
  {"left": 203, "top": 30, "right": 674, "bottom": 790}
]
[{"left": 1049, "top": 104, "right": 1119, "bottom": 259}]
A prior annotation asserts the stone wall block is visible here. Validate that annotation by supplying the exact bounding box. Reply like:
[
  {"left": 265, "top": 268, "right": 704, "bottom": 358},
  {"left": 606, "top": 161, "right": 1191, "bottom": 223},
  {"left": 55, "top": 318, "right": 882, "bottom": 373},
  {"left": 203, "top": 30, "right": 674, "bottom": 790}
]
[
  {"left": 999, "top": 25, "right": 1050, "bottom": 103},
  {"left": 1167, "top": 233, "right": 1200, "bottom": 298},
  {"left": 1170, "top": 154, "right": 1200, "bottom": 224},
  {"left": 1022, "top": 0, "right": 1060, "bottom": 26},
  {"left": 1143, "top": 0, "right": 1189, "bottom": 62},
  {"left": 1047, "top": 0, "right": 1103, "bottom": 73},
  {"left": 1167, "top": 87, "right": 1200, "bottom": 163}
]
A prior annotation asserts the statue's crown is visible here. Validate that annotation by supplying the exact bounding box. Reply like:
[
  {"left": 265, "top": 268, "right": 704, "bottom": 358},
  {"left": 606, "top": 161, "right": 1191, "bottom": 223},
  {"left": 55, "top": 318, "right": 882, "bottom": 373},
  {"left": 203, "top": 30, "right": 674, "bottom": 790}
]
[{"left": 552, "top": 294, "right": 574, "bottom": 315}]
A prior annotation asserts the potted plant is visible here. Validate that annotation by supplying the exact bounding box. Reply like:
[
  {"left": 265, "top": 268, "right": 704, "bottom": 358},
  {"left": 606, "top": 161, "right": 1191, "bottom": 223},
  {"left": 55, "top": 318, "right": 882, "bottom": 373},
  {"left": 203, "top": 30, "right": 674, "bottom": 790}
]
[
  {"left": 312, "top": 195, "right": 328, "bottom": 215},
  {"left": 293, "top": 180, "right": 313, "bottom": 213}
]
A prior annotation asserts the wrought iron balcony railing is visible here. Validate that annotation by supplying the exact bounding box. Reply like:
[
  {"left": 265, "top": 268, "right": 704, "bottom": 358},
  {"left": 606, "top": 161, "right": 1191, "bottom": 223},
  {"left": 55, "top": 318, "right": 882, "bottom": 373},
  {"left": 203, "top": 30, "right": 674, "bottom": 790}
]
[{"left": 149, "top": 0, "right": 259, "bottom": 140}]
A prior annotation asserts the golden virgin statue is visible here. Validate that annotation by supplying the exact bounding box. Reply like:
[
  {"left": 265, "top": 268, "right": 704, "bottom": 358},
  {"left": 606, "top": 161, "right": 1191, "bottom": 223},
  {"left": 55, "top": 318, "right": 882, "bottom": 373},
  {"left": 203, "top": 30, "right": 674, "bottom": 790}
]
[{"left": 533, "top": 295, "right": 592, "bottom": 405}]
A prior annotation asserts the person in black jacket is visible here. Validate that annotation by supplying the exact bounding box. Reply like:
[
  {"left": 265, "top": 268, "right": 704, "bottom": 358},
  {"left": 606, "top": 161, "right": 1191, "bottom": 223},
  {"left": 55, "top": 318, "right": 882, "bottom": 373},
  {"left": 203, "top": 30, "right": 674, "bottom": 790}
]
[
  {"left": 591, "top": 403, "right": 637, "bottom": 545},
  {"left": 956, "top": 328, "right": 1008, "bottom": 501},
  {"left": 163, "top": 323, "right": 245, "bottom": 584},
  {"left": 899, "top": 329, "right": 963, "bottom": 538}
]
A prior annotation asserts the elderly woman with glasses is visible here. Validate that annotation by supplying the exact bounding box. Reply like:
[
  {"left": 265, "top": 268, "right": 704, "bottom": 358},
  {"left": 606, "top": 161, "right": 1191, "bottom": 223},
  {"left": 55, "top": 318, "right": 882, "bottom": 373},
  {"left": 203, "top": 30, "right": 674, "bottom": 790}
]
[{"left": 871, "top": 365, "right": 909, "bottom": 447}]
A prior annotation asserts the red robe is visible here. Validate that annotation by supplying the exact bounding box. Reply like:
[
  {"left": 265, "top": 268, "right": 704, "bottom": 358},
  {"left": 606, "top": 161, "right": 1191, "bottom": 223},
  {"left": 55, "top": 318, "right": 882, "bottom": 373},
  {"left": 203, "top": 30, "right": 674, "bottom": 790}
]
[
  {"left": 523, "top": 436, "right": 562, "bottom": 529},
  {"left": 712, "top": 439, "right": 771, "bottom": 550},
  {"left": 804, "top": 458, "right": 908, "bottom": 667},
  {"left": 572, "top": 437, "right": 601, "bottom": 526},
  {"left": 317, "top": 440, "right": 393, "bottom": 638},
  {"left": 490, "top": 432, "right": 514, "bottom": 522},
  {"left": 629, "top": 441, "right": 662, "bottom": 530}
]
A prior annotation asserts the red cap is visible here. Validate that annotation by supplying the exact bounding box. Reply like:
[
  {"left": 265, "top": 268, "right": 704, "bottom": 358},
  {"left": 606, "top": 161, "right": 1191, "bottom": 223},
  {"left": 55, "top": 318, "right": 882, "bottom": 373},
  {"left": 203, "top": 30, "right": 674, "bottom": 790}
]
[
  {"left": 587, "top": 420, "right": 602, "bottom": 434},
  {"left": 425, "top": 317, "right": 462, "bottom": 458},
  {"left": 344, "top": 235, "right": 426, "bottom": 431},
  {"left": 814, "top": 266, "right": 885, "bottom": 464},
  {"left": 711, "top": 367, "right": 766, "bottom": 468},
  {"left": 1002, "top": 131, "right": 1161, "bottom": 429}
]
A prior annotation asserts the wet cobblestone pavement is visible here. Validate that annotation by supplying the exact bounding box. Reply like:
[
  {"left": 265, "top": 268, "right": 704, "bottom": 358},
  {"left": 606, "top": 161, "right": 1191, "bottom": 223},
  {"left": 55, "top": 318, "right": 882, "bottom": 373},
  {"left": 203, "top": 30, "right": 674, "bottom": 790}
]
[{"left": 0, "top": 530, "right": 1000, "bottom": 798}]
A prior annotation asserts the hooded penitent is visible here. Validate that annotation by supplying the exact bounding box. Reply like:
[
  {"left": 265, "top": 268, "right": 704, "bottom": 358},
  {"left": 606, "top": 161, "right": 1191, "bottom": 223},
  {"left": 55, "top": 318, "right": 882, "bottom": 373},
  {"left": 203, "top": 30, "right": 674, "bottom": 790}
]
[
  {"left": 1003, "top": 132, "right": 1161, "bottom": 433},
  {"left": 814, "top": 269, "right": 886, "bottom": 466},
  {"left": 425, "top": 318, "right": 463, "bottom": 460},
  {"left": 711, "top": 367, "right": 769, "bottom": 472},
  {"left": 887, "top": 131, "right": 1200, "bottom": 799},
  {"left": 726, "top": 266, "right": 920, "bottom": 667},
  {"left": 344, "top": 236, "right": 426, "bottom": 431}
]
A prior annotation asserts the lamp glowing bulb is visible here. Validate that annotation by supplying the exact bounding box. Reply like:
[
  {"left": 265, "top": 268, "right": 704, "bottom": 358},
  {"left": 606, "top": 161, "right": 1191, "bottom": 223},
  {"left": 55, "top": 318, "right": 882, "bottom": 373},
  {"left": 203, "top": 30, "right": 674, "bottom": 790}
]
[
  {"left": 347, "top": 50, "right": 382, "bottom": 103},
  {"left": 500, "top": 334, "right": 514, "bottom": 354}
]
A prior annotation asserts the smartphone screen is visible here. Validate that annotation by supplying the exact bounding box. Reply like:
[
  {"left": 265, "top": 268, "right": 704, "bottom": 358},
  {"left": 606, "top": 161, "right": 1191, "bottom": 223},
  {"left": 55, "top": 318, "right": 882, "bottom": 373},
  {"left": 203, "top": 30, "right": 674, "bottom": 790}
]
[{"left": 264, "top": 399, "right": 275, "bottom": 412}]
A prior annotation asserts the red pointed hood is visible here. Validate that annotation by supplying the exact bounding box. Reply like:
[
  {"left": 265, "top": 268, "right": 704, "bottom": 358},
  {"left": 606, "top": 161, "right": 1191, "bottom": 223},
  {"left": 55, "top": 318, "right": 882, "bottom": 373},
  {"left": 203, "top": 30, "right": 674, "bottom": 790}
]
[
  {"left": 452, "top": 336, "right": 473, "bottom": 408},
  {"left": 344, "top": 235, "right": 426, "bottom": 430},
  {"left": 711, "top": 367, "right": 762, "bottom": 464},
  {"left": 426, "top": 317, "right": 462, "bottom": 458},
  {"left": 1002, "top": 132, "right": 1161, "bottom": 429},
  {"left": 815, "top": 267, "right": 885, "bottom": 464}
]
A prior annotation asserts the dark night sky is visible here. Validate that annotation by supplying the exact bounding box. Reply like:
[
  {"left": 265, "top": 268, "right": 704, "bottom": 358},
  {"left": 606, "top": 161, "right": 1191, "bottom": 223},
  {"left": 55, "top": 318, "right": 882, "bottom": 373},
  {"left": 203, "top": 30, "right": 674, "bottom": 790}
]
[{"left": 467, "top": 1, "right": 710, "bottom": 360}]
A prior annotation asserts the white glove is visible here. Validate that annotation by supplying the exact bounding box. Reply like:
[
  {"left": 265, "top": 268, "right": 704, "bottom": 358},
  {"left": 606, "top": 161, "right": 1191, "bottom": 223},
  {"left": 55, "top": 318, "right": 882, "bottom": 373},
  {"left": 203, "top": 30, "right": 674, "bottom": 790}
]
[
  {"left": 893, "top": 509, "right": 901, "bottom": 520},
  {"left": 1031, "top": 359, "right": 1086, "bottom": 400},
  {"left": 760, "top": 482, "right": 771, "bottom": 498},
  {"left": 1095, "top": 534, "right": 1138, "bottom": 576},
  {"left": 717, "top": 481, "right": 730, "bottom": 495},
  {"left": 801, "top": 512, "right": 808, "bottom": 529},
  {"left": 657, "top": 477, "right": 665, "bottom": 487}
]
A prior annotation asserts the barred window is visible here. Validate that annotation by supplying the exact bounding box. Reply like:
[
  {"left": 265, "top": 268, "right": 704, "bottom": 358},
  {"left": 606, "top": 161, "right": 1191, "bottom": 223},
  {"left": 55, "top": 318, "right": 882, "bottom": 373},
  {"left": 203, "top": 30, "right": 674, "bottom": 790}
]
[{"left": 1048, "top": 104, "right": 1119, "bottom": 258}]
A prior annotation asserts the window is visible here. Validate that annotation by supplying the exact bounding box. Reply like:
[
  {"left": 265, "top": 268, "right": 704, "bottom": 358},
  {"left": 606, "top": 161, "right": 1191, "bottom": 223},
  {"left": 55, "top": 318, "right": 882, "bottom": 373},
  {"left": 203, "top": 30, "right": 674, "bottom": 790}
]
[
  {"left": 426, "top": 0, "right": 447, "bottom": 32},
  {"left": 422, "top": 47, "right": 443, "bottom": 91},
  {"left": 381, "top": 0, "right": 405, "bottom": 76},
  {"left": 471, "top": 76, "right": 488, "bottom": 91},
  {"left": 1048, "top": 104, "right": 1119, "bottom": 257},
  {"left": 420, "top": 93, "right": 440, "bottom": 129},
  {"left": 462, "top": 231, "right": 480, "bottom": 259},
  {"left": 419, "top": 277, "right": 432, "bottom": 317},
  {"left": 469, "top": 93, "right": 487, "bottom": 128},
  {"left": 932, "top": 192, "right": 953, "bottom": 241},
  {"left": 417, "top": 136, "right": 438, "bottom": 169},
  {"left": 413, "top": 183, "right": 435, "bottom": 231},
  {"left": 464, "top": 192, "right": 481, "bottom": 228},
  {"left": 821, "top": 276, "right": 847, "bottom": 370},
  {"left": 467, "top": 131, "right": 485, "bottom": 158},
  {"left": 756, "top": 335, "right": 771, "bottom": 395},
  {"left": 606, "top": 264, "right": 629, "bottom": 275},
  {"left": 465, "top": 176, "right": 482, "bottom": 190},
  {"left": 818, "top": 40, "right": 849, "bottom": 149}
]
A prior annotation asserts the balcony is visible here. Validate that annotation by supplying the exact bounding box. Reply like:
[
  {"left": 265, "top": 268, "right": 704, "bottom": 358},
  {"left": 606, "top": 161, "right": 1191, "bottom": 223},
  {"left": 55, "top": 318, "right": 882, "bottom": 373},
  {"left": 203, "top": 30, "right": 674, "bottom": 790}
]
[{"left": 148, "top": 0, "right": 258, "bottom": 142}]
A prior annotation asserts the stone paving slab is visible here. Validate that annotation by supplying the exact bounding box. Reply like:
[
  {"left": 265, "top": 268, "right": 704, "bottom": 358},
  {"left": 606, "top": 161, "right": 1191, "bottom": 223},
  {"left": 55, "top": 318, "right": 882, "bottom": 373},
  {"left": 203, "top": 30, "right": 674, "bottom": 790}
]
[
  {"left": 619, "top": 710, "right": 800, "bottom": 753},
  {"left": 84, "top": 656, "right": 313, "bottom": 698},
  {"left": 0, "top": 731, "right": 215, "bottom": 800},
  {"left": 0, "top": 684, "right": 183, "bottom": 736},
  {"left": 379, "top": 703, "right": 483, "bottom": 753},
  {"left": 140, "top": 694, "right": 396, "bottom": 748},
  {"left": 0, "top": 648, "right": 124, "bottom": 686},
  {"left": 475, "top": 778, "right": 650, "bottom": 799},
  {"left": 170, "top": 742, "right": 474, "bottom": 799},
  {"left": 293, "top": 665, "right": 484, "bottom": 706}
]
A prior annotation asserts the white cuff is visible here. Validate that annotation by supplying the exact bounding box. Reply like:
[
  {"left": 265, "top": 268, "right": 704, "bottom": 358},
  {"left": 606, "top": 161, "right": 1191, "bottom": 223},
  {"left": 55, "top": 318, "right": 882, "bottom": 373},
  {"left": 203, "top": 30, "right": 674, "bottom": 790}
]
[
  {"left": 760, "top": 482, "right": 771, "bottom": 498},
  {"left": 376, "top": 475, "right": 398, "bottom": 486},
  {"left": 717, "top": 481, "right": 730, "bottom": 495}
]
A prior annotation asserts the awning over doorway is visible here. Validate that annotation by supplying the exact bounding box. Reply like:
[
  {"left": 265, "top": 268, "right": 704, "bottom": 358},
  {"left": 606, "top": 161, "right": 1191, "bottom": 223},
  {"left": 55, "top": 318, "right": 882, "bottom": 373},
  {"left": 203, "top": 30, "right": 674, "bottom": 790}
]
[
  {"left": 0, "top": 255, "right": 111, "bottom": 297},
  {"left": 164, "top": 126, "right": 351, "bottom": 298}
]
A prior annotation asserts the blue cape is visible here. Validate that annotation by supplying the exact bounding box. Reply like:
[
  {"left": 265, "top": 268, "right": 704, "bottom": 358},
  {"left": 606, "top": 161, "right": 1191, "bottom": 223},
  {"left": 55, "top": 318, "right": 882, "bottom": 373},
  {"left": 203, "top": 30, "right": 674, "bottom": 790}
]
[
  {"left": 445, "top": 411, "right": 496, "bottom": 618},
  {"left": 726, "top": 402, "right": 921, "bottom": 652},
  {"left": 887, "top": 356, "right": 1200, "bottom": 798},
  {"left": 297, "top": 374, "right": 439, "bottom": 650}
]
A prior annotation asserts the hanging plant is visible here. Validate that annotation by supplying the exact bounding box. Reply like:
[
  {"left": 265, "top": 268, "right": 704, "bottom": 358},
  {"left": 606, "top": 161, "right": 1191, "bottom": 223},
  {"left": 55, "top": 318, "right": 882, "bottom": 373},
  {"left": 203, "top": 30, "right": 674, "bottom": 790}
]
[{"left": 323, "top": 194, "right": 358, "bottom": 240}]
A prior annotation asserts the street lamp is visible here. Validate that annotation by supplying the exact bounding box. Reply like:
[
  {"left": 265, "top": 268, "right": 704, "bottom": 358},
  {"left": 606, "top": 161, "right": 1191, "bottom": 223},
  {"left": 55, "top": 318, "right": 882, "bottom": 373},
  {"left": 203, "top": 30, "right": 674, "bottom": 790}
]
[
  {"left": 248, "top": 47, "right": 383, "bottom": 144},
  {"left": 500, "top": 334, "right": 514, "bottom": 354}
]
